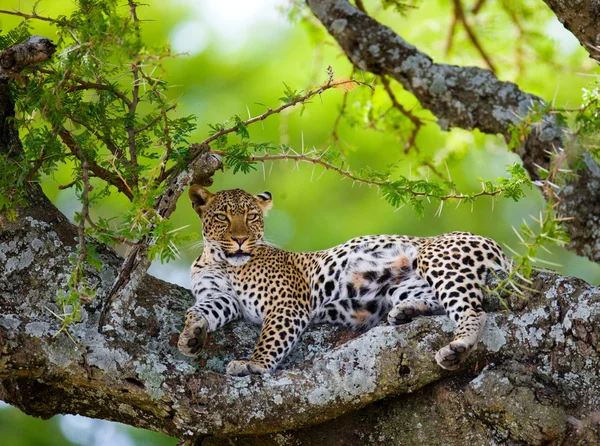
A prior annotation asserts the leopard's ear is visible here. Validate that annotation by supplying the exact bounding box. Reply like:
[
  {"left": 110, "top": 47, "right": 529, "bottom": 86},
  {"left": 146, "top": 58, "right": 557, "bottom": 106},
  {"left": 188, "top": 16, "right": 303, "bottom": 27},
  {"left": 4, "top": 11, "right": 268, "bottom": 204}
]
[
  {"left": 189, "top": 185, "right": 214, "bottom": 216},
  {"left": 254, "top": 191, "right": 272, "bottom": 215}
]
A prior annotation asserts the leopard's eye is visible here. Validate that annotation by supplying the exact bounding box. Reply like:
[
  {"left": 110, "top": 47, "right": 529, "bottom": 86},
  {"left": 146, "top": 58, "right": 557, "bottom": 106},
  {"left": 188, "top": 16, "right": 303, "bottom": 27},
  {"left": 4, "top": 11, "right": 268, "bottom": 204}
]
[
  {"left": 215, "top": 214, "right": 228, "bottom": 222},
  {"left": 247, "top": 213, "right": 260, "bottom": 222}
]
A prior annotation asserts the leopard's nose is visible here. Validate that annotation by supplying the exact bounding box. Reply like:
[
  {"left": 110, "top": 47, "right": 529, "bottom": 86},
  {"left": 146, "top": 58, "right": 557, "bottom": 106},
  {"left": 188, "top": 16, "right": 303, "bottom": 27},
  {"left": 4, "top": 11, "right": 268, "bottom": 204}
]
[{"left": 234, "top": 237, "right": 248, "bottom": 247}]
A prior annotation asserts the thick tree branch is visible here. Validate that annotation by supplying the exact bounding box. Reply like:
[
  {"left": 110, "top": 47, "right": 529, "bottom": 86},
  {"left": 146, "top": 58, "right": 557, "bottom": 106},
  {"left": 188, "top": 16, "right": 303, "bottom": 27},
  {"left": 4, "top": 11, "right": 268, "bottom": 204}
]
[
  {"left": 1, "top": 195, "right": 599, "bottom": 444},
  {"left": 307, "top": 0, "right": 561, "bottom": 177},
  {"left": 0, "top": 36, "right": 56, "bottom": 74},
  {"left": 307, "top": 0, "right": 600, "bottom": 264},
  {"left": 541, "top": 0, "right": 600, "bottom": 62}
]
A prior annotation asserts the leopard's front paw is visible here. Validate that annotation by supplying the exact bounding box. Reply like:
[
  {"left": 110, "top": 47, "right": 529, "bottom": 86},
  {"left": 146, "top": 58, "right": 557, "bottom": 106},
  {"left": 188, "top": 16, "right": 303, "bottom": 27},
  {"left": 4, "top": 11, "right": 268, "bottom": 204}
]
[
  {"left": 435, "top": 339, "right": 472, "bottom": 370},
  {"left": 177, "top": 313, "right": 207, "bottom": 357},
  {"left": 226, "top": 360, "right": 269, "bottom": 377}
]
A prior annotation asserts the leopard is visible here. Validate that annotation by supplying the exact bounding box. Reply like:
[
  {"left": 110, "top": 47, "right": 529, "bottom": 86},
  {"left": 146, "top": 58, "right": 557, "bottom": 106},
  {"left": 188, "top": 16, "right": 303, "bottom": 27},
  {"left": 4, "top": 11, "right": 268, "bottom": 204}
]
[{"left": 177, "top": 186, "right": 509, "bottom": 376}]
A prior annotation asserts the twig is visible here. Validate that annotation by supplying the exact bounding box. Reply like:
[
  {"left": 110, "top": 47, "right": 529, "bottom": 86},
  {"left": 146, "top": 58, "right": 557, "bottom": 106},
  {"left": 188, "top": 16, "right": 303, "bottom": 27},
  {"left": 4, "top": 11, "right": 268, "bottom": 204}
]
[
  {"left": 204, "top": 79, "right": 371, "bottom": 145},
  {"left": 127, "top": 63, "right": 140, "bottom": 189},
  {"left": 157, "top": 108, "right": 173, "bottom": 183},
  {"left": 63, "top": 79, "right": 134, "bottom": 108},
  {"left": 471, "top": 0, "right": 487, "bottom": 14},
  {"left": 445, "top": 13, "right": 458, "bottom": 55},
  {"left": 331, "top": 68, "right": 356, "bottom": 141},
  {"left": 24, "top": 124, "right": 60, "bottom": 182},
  {"left": 126, "top": 1, "right": 142, "bottom": 189},
  {"left": 58, "top": 130, "right": 134, "bottom": 200},
  {"left": 58, "top": 179, "right": 78, "bottom": 190},
  {"left": 127, "top": 0, "right": 141, "bottom": 24},
  {"left": 163, "top": 78, "right": 371, "bottom": 179},
  {"left": 449, "top": 0, "right": 496, "bottom": 73},
  {"left": 0, "top": 9, "right": 75, "bottom": 28},
  {"left": 500, "top": 0, "right": 524, "bottom": 77},
  {"left": 354, "top": 0, "right": 367, "bottom": 13},
  {"left": 35, "top": 68, "right": 134, "bottom": 108},
  {"left": 134, "top": 105, "right": 176, "bottom": 134},
  {"left": 76, "top": 159, "right": 91, "bottom": 270},
  {"left": 65, "top": 113, "right": 128, "bottom": 162},
  {"left": 380, "top": 76, "right": 423, "bottom": 154}
]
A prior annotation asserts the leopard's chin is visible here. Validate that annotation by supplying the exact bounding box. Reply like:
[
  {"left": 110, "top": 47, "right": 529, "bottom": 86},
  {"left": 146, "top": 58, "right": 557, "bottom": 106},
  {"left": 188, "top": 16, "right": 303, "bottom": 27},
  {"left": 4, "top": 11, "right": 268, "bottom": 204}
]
[{"left": 225, "top": 252, "right": 252, "bottom": 266}]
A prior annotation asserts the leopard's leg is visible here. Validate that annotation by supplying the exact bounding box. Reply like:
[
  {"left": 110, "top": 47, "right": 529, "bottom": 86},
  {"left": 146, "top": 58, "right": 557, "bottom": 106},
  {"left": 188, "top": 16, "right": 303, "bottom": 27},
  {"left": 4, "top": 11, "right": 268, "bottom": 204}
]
[
  {"left": 179, "top": 269, "right": 240, "bottom": 357},
  {"left": 386, "top": 276, "right": 443, "bottom": 325},
  {"left": 435, "top": 306, "right": 487, "bottom": 370},
  {"left": 179, "top": 293, "right": 241, "bottom": 357},
  {"left": 227, "top": 302, "right": 310, "bottom": 376},
  {"left": 434, "top": 280, "right": 487, "bottom": 370},
  {"left": 412, "top": 233, "right": 510, "bottom": 369}
]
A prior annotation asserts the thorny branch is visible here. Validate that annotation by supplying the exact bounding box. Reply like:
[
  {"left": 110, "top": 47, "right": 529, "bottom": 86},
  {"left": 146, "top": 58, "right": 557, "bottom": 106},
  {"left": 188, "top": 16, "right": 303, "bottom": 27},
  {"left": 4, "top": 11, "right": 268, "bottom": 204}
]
[
  {"left": 227, "top": 149, "right": 506, "bottom": 202},
  {"left": 203, "top": 79, "right": 371, "bottom": 149},
  {"left": 0, "top": 8, "right": 74, "bottom": 28}
]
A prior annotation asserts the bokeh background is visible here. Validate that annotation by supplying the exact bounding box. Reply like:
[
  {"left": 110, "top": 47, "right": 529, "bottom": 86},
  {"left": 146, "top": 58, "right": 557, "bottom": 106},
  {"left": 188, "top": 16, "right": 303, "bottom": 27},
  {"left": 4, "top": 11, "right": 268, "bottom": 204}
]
[{"left": 1, "top": 0, "right": 599, "bottom": 444}]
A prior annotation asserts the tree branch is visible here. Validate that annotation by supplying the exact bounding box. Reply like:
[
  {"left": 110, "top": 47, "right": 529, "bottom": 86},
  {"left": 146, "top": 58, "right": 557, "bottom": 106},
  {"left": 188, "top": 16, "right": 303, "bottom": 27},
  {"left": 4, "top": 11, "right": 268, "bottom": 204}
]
[
  {"left": 450, "top": 0, "right": 496, "bottom": 73},
  {"left": 227, "top": 149, "right": 504, "bottom": 201},
  {"left": 0, "top": 9, "right": 74, "bottom": 28},
  {"left": 380, "top": 75, "right": 423, "bottom": 154},
  {"left": 1, "top": 195, "right": 599, "bottom": 444},
  {"left": 0, "top": 35, "right": 56, "bottom": 74},
  {"left": 541, "top": 0, "right": 600, "bottom": 62},
  {"left": 58, "top": 130, "right": 134, "bottom": 200}
]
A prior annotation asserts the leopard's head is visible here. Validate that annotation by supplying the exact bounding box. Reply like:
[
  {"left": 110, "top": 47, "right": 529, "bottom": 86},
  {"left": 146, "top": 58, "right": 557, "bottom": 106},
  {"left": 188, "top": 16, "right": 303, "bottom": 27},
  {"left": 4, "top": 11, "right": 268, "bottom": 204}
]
[{"left": 189, "top": 185, "right": 272, "bottom": 266}]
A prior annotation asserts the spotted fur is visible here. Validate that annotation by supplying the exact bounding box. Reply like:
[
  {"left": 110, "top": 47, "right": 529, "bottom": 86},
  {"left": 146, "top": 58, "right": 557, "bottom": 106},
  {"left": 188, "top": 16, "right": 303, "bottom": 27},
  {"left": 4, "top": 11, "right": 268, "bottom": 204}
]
[{"left": 178, "top": 187, "right": 509, "bottom": 375}]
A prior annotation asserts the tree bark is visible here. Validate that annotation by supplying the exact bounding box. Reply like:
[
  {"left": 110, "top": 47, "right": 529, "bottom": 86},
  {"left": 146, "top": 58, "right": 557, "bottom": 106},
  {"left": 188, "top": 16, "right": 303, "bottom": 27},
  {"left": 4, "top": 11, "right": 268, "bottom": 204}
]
[
  {"left": 306, "top": 0, "right": 600, "bottom": 265},
  {"left": 542, "top": 0, "right": 600, "bottom": 62}
]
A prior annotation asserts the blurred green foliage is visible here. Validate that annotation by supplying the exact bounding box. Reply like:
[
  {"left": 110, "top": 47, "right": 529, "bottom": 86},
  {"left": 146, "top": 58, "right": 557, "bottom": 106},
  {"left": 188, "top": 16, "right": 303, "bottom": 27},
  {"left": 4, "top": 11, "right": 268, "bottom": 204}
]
[
  {"left": 0, "top": 406, "right": 75, "bottom": 446},
  {"left": 1, "top": 0, "right": 599, "bottom": 444}
]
